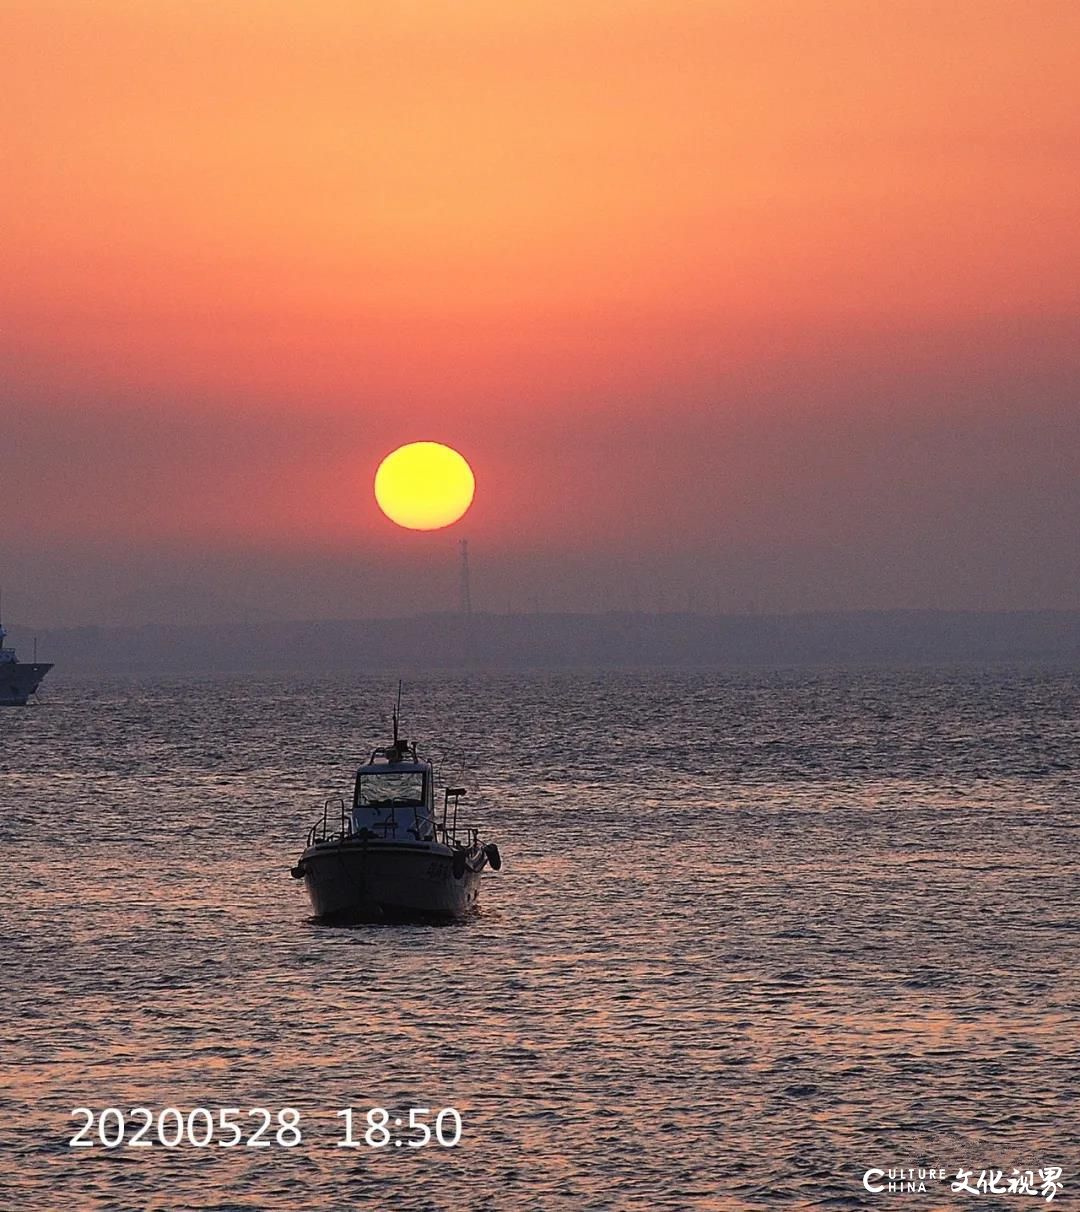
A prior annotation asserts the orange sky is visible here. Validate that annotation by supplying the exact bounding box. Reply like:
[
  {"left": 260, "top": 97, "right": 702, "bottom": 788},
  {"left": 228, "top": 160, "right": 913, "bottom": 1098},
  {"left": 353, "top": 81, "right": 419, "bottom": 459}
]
[{"left": 3, "top": 1, "right": 1079, "bottom": 621}]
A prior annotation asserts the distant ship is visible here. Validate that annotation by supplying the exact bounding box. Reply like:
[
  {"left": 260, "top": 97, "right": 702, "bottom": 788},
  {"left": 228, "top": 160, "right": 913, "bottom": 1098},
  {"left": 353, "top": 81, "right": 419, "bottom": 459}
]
[{"left": 0, "top": 606, "right": 52, "bottom": 705}]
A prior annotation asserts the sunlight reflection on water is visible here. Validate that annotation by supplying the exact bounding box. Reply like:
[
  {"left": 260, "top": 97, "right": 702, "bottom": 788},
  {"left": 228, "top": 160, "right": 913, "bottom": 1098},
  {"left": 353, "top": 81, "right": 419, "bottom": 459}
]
[{"left": 2, "top": 668, "right": 1078, "bottom": 1209}]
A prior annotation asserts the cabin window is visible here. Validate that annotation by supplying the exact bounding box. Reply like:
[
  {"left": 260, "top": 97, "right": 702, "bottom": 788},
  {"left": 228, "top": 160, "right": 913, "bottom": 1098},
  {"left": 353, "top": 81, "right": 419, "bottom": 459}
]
[{"left": 357, "top": 771, "right": 425, "bottom": 807}]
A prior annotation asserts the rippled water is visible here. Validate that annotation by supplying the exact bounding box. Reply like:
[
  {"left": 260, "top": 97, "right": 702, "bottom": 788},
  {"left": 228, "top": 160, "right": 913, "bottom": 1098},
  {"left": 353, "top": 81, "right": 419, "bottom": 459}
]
[{"left": 2, "top": 669, "right": 1078, "bottom": 1209}]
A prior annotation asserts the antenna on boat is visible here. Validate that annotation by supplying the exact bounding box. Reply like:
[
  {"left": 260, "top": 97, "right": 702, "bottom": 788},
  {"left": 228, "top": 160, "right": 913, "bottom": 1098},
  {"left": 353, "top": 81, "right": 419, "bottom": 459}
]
[{"left": 392, "top": 679, "right": 403, "bottom": 746}]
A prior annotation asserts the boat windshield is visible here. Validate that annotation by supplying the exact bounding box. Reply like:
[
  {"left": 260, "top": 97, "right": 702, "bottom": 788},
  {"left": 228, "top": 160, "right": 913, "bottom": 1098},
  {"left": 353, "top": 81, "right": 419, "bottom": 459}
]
[{"left": 357, "top": 771, "right": 425, "bottom": 807}]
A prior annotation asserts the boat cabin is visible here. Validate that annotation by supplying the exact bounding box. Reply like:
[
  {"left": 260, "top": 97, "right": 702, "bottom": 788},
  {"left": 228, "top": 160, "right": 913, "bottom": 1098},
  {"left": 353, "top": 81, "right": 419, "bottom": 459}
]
[{"left": 351, "top": 740, "right": 436, "bottom": 842}]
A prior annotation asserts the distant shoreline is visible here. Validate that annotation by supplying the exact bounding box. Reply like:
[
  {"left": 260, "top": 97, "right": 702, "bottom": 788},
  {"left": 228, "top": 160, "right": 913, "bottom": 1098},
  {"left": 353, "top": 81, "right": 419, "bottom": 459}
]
[{"left": 11, "top": 609, "right": 1080, "bottom": 676}]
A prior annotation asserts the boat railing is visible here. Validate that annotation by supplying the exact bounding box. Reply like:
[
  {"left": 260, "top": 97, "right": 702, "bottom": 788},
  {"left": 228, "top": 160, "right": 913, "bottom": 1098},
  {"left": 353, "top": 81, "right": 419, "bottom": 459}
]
[
  {"left": 437, "top": 787, "right": 481, "bottom": 849},
  {"left": 307, "top": 795, "right": 350, "bottom": 847},
  {"left": 305, "top": 788, "right": 482, "bottom": 850},
  {"left": 436, "top": 822, "right": 481, "bottom": 850},
  {"left": 306, "top": 796, "right": 417, "bottom": 845}
]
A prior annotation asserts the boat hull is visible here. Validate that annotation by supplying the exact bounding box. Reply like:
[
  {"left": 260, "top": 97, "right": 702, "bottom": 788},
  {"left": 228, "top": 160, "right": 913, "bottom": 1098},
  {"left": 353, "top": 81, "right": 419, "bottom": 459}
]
[
  {"left": 0, "top": 662, "right": 53, "bottom": 706},
  {"left": 297, "top": 840, "right": 483, "bottom": 922}
]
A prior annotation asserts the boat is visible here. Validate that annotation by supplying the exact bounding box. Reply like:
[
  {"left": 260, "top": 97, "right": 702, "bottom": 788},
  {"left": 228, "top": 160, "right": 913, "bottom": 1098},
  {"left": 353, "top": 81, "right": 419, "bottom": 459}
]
[
  {"left": 290, "top": 693, "right": 501, "bottom": 922},
  {"left": 0, "top": 602, "right": 52, "bottom": 705}
]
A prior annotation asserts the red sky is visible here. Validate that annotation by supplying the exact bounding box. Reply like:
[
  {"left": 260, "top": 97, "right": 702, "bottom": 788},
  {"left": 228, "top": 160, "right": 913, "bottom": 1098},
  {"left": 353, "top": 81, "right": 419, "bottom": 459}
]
[{"left": 3, "top": 1, "right": 1079, "bottom": 623}]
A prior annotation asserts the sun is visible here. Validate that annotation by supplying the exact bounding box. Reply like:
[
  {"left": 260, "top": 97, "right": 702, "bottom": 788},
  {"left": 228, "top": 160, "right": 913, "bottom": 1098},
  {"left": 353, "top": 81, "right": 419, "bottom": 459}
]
[{"left": 374, "top": 442, "right": 475, "bottom": 530}]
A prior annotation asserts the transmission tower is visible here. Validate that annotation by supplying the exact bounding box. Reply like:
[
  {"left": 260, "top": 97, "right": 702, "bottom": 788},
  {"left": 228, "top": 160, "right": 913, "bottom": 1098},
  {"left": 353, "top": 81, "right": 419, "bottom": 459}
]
[{"left": 459, "top": 539, "right": 472, "bottom": 616}]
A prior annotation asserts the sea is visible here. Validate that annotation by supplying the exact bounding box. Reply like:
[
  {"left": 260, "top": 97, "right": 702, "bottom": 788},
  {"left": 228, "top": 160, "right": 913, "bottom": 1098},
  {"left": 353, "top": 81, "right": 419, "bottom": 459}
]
[{"left": 2, "top": 669, "right": 1077, "bottom": 1210}]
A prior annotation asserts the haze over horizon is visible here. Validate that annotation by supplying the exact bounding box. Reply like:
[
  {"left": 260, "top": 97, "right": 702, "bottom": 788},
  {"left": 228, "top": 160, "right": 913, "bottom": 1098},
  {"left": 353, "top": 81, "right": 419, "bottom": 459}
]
[{"left": 5, "top": 1, "right": 1079, "bottom": 627}]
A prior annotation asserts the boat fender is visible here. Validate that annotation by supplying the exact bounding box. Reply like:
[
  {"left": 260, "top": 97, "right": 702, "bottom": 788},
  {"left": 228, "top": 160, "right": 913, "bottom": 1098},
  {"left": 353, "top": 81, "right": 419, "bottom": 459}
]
[
  {"left": 290, "top": 863, "right": 306, "bottom": 879},
  {"left": 484, "top": 843, "right": 502, "bottom": 871},
  {"left": 452, "top": 850, "right": 467, "bottom": 880}
]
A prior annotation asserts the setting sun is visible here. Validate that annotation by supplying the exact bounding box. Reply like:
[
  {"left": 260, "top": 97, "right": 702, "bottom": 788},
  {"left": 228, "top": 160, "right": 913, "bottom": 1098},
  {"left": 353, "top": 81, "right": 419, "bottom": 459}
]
[{"left": 374, "top": 442, "right": 475, "bottom": 531}]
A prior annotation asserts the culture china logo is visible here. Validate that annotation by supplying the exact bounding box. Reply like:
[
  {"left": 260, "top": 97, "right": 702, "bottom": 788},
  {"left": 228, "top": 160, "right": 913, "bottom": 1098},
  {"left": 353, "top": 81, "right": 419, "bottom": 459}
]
[{"left": 861, "top": 1166, "right": 1065, "bottom": 1201}]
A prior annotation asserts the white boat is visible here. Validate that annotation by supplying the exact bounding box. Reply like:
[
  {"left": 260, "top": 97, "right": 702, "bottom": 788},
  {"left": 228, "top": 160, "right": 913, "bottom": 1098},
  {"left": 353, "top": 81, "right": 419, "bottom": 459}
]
[
  {"left": 0, "top": 593, "right": 52, "bottom": 706},
  {"left": 291, "top": 701, "right": 501, "bottom": 922}
]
